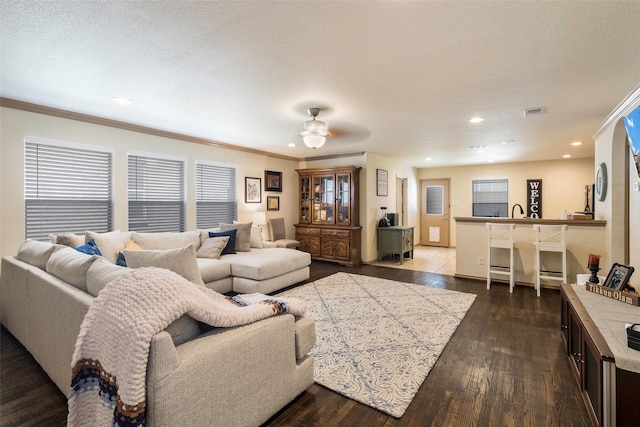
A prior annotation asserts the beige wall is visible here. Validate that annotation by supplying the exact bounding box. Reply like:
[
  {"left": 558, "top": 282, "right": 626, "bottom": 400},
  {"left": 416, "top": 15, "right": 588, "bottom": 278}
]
[
  {"left": 416, "top": 158, "right": 595, "bottom": 247},
  {"left": 0, "top": 107, "right": 300, "bottom": 258}
]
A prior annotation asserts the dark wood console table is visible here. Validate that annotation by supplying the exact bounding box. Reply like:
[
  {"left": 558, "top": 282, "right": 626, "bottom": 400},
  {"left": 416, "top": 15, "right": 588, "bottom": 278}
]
[{"left": 560, "top": 284, "right": 640, "bottom": 427}]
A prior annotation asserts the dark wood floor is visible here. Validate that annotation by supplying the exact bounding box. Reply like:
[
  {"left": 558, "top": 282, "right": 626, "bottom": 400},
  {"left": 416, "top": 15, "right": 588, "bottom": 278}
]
[{"left": 1, "top": 261, "right": 591, "bottom": 427}]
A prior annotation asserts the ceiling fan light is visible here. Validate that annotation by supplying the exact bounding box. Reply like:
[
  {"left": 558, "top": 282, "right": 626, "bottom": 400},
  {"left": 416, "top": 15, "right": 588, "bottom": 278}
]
[
  {"left": 303, "top": 119, "right": 328, "bottom": 135},
  {"left": 303, "top": 134, "right": 326, "bottom": 149}
]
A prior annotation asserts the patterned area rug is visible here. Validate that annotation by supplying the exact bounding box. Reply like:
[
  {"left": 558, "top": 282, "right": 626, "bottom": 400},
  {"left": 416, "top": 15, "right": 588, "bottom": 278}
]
[{"left": 278, "top": 272, "right": 476, "bottom": 418}]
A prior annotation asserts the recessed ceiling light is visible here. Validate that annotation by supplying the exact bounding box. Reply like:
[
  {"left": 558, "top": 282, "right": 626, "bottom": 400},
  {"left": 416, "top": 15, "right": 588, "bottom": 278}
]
[
  {"left": 425, "top": 157, "right": 432, "bottom": 161},
  {"left": 112, "top": 97, "right": 132, "bottom": 105},
  {"left": 571, "top": 141, "right": 582, "bottom": 146},
  {"left": 288, "top": 143, "right": 296, "bottom": 147},
  {"left": 563, "top": 154, "right": 571, "bottom": 158},
  {"left": 502, "top": 140, "right": 514, "bottom": 145},
  {"left": 469, "top": 117, "right": 484, "bottom": 124},
  {"left": 468, "top": 145, "right": 488, "bottom": 150}
]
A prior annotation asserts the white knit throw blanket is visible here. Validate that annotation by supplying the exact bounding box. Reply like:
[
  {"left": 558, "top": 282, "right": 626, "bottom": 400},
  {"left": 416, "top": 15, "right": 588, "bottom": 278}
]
[{"left": 67, "top": 267, "right": 306, "bottom": 427}]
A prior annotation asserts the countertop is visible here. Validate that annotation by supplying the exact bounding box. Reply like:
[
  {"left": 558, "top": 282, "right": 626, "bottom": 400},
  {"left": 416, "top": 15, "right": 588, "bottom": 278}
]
[{"left": 454, "top": 216, "right": 606, "bottom": 227}]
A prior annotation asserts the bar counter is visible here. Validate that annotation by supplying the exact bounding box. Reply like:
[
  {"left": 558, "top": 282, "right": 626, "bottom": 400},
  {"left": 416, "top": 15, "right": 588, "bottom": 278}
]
[{"left": 454, "top": 217, "right": 607, "bottom": 289}]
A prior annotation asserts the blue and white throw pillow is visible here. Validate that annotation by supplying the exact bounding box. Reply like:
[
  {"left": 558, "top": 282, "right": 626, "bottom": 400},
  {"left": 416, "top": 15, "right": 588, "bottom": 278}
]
[{"left": 75, "top": 239, "right": 102, "bottom": 256}]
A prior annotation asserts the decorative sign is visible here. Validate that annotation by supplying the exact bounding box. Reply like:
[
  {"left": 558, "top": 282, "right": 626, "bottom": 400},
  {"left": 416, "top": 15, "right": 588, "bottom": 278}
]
[
  {"left": 527, "top": 179, "right": 542, "bottom": 218},
  {"left": 585, "top": 282, "right": 639, "bottom": 306}
]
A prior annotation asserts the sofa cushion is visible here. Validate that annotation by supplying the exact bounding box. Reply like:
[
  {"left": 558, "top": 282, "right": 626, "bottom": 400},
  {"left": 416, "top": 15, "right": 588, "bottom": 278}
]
[
  {"left": 52, "top": 232, "right": 85, "bottom": 248},
  {"left": 115, "top": 240, "right": 143, "bottom": 267},
  {"left": 86, "top": 257, "right": 133, "bottom": 297},
  {"left": 208, "top": 230, "right": 237, "bottom": 255},
  {"left": 124, "top": 244, "right": 205, "bottom": 287},
  {"left": 132, "top": 231, "right": 201, "bottom": 251},
  {"left": 196, "top": 236, "right": 230, "bottom": 259},
  {"left": 16, "top": 239, "right": 59, "bottom": 270},
  {"left": 221, "top": 222, "right": 252, "bottom": 252},
  {"left": 223, "top": 248, "right": 311, "bottom": 280},
  {"left": 86, "top": 230, "right": 134, "bottom": 264},
  {"left": 250, "top": 225, "right": 264, "bottom": 249},
  {"left": 75, "top": 239, "right": 102, "bottom": 256},
  {"left": 46, "top": 247, "right": 98, "bottom": 291},
  {"left": 196, "top": 258, "right": 232, "bottom": 283}
]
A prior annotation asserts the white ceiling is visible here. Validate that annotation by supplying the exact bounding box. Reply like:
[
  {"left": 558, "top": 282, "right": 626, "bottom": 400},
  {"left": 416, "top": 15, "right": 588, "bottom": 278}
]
[{"left": 1, "top": 1, "right": 639, "bottom": 167}]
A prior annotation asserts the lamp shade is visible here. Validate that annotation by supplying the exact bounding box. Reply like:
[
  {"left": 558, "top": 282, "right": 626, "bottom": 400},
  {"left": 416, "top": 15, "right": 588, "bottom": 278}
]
[{"left": 252, "top": 211, "right": 266, "bottom": 225}]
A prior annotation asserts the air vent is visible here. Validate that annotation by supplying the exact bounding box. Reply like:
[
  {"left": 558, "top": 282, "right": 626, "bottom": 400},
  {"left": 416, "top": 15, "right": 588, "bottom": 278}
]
[{"left": 524, "top": 107, "right": 546, "bottom": 117}]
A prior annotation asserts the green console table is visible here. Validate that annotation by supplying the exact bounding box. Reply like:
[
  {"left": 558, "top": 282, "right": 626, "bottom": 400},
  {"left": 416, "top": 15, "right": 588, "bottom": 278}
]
[{"left": 377, "top": 226, "right": 414, "bottom": 264}]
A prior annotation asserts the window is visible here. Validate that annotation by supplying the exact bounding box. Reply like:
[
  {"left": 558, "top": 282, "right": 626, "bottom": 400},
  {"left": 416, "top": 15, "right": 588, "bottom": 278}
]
[
  {"left": 128, "top": 154, "right": 185, "bottom": 232},
  {"left": 195, "top": 162, "right": 237, "bottom": 229},
  {"left": 425, "top": 185, "right": 444, "bottom": 215},
  {"left": 25, "top": 139, "right": 113, "bottom": 241},
  {"left": 472, "top": 179, "right": 508, "bottom": 217}
]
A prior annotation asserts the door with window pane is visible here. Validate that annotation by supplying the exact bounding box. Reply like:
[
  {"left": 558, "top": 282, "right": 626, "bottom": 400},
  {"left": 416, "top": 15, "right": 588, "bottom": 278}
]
[{"left": 420, "top": 179, "right": 450, "bottom": 247}]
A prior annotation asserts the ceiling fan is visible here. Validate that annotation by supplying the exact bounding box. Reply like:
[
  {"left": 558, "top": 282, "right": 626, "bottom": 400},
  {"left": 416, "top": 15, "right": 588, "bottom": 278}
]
[{"left": 299, "top": 107, "right": 330, "bottom": 149}]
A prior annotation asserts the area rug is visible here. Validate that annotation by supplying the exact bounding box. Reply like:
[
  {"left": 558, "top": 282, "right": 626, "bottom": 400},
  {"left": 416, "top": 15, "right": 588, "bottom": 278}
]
[{"left": 277, "top": 272, "right": 476, "bottom": 418}]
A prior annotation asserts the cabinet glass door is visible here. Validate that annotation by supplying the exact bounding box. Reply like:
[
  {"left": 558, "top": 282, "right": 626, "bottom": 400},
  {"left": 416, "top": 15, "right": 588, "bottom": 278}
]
[
  {"left": 313, "top": 175, "right": 334, "bottom": 224},
  {"left": 336, "top": 174, "right": 350, "bottom": 224},
  {"left": 300, "top": 177, "right": 311, "bottom": 223}
]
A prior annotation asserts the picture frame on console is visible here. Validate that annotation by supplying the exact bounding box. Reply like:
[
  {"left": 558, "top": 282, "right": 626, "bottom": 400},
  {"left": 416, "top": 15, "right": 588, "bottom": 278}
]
[
  {"left": 603, "top": 263, "right": 634, "bottom": 291},
  {"left": 245, "top": 177, "right": 262, "bottom": 203}
]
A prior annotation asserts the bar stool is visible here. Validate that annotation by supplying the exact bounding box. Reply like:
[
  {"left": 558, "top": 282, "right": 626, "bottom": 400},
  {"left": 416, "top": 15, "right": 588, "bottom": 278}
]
[
  {"left": 533, "top": 224, "right": 567, "bottom": 297},
  {"left": 486, "top": 223, "right": 516, "bottom": 292}
]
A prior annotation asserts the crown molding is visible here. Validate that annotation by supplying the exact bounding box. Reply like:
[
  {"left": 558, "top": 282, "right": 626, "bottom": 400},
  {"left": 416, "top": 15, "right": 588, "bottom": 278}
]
[
  {"left": 593, "top": 83, "right": 640, "bottom": 140},
  {"left": 302, "top": 152, "right": 366, "bottom": 161},
  {"left": 0, "top": 97, "right": 300, "bottom": 162}
]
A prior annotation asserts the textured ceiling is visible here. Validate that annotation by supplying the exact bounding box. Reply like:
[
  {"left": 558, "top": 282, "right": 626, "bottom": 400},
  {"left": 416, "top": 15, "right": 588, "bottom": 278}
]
[{"left": 1, "top": 1, "right": 639, "bottom": 167}]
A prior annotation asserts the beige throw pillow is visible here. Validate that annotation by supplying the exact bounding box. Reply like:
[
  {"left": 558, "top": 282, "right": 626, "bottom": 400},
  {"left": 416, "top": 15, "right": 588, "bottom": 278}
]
[
  {"left": 196, "top": 236, "right": 230, "bottom": 259},
  {"left": 85, "top": 230, "right": 134, "bottom": 264},
  {"left": 220, "top": 222, "right": 252, "bottom": 252},
  {"left": 250, "top": 225, "right": 264, "bottom": 249},
  {"left": 123, "top": 244, "right": 205, "bottom": 287}
]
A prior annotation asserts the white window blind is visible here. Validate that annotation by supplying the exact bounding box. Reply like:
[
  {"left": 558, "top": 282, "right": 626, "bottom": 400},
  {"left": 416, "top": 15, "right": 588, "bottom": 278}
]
[
  {"left": 472, "top": 179, "right": 508, "bottom": 217},
  {"left": 128, "top": 155, "right": 185, "bottom": 232},
  {"left": 25, "top": 140, "right": 113, "bottom": 240},
  {"left": 196, "top": 162, "right": 237, "bottom": 229}
]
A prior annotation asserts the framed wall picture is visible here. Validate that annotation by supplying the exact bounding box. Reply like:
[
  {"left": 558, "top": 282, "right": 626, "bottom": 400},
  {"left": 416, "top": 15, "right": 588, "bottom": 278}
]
[
  {"left": 245, "top": 177, "right": 262, "bottom": 203},
  {"left": 603, "top": 262, "right": 635, "bottom": 291},
  {"left": 267, "top": 195, "right": 280, "bottom": 211},
  {"left": 265, "top": 170, "right": 282, "bottom": 192},
  {"left": 377, "top": 169, "right": 388, "bottom": 196}
]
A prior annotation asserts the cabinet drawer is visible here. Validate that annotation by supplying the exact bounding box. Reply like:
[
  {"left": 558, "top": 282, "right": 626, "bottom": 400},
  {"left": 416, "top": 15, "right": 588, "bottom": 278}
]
[
  {"left": 296, "top": 227, "right": 321, "bottom": 236},
  {"left": 322, "top": 229, "right": 351, "bottom": 238}
]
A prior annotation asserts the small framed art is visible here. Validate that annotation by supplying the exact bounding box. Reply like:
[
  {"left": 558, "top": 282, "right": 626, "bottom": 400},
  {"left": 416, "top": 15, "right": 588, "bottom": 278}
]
[
  {"left": 245, "top": 177, "right": 262, "bottom": 203},
  {"left": 377, "top": 169, "right": 388, "bottom": 196},
  {"left": 267, "top": 196, "right": 280, "bottom": 211},
  {"left": 265, "top": 170, "right": 282, "bottom": 192}
]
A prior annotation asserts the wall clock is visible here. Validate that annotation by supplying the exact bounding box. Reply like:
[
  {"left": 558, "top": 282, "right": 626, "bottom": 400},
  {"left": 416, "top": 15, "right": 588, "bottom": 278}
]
[{"left": 595, "top": 162, "right": 607, "bottom": 201}]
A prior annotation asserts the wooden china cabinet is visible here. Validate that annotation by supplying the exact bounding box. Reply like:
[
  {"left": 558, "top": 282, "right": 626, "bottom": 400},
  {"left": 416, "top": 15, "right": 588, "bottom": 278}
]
[{"left": 295, "top": 166, "right": 361, "bottom": 267}]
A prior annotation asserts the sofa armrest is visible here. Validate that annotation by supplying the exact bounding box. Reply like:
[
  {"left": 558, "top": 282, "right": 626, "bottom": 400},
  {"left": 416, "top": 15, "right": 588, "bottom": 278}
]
[
  {"left": 145, "top": 315, "right": 302, "bottom": 427},
  {"left": 294, "top": 316, "right": 316, "bottom": 359}
]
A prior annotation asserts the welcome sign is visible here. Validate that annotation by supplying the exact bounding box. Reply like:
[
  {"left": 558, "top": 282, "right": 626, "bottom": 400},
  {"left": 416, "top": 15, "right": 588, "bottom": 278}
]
[{"left": 527, "top": 179, "right": 542, "bottom": 218}]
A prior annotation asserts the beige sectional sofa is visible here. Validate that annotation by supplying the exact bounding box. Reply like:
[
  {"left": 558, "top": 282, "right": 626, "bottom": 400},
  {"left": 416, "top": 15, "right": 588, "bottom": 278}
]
[{"left": 0, "top": 229, "right": 315, "bottom": 427}]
